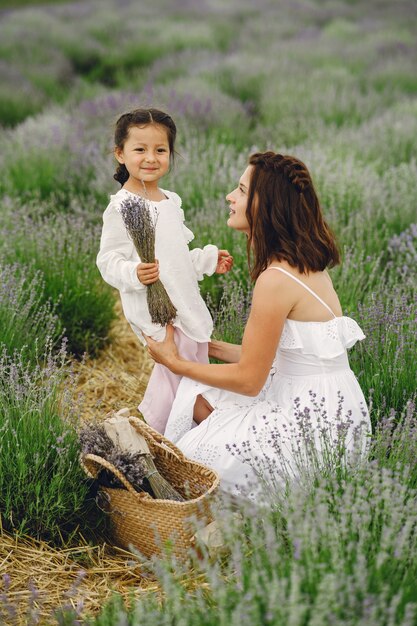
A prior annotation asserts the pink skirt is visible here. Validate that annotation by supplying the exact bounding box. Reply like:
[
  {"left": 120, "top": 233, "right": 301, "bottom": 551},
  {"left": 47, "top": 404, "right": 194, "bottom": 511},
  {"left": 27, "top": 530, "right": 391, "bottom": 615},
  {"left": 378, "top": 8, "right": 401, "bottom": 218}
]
[{"left": 138, "top": 327, "right": 208, "bottom": 434}]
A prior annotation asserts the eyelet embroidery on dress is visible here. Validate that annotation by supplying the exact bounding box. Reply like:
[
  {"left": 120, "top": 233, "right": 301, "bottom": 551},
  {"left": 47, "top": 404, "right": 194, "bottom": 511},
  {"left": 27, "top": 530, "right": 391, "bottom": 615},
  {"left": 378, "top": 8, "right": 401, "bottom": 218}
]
[
  {"left": 280, "top": 317, "right": 365, "bottom": 357},
  {"left": 259, "top": 366, "right": 277, "bottom": 399},
  {"left": 165, "top": 411, "right": 194, "bottom": 443},
  {"left": 326, "top": 319, "right": 339, "bottom": 342},
  {"left": 191, "top": 443, "right": 222, "bottom": 465},
  {"left": 279, "top": 323, "right": 297, "bottom": 349}
]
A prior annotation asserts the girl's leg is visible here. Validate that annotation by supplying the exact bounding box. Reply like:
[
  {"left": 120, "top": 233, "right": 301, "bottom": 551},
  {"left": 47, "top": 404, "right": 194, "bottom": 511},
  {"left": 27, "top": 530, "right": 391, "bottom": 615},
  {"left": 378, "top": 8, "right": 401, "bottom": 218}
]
[
  {"left": 138, "top": 363, "right": 181, "bottom": 433},
  {"left": 139, "top": 329, "right": 209, "bottom": 434},
  {"left": 193, "top": 394, "right": 214, "bottom": 424}
]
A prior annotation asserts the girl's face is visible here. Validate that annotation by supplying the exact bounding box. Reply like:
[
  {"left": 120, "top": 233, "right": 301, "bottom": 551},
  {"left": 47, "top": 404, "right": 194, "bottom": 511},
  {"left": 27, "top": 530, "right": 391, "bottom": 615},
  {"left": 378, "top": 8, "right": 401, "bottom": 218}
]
[
  {"left": 226, "top": 165, "right": 252, "bottom": 235},
  {"left": 115, "top": 123, "right": 170, "bottom": 189}
]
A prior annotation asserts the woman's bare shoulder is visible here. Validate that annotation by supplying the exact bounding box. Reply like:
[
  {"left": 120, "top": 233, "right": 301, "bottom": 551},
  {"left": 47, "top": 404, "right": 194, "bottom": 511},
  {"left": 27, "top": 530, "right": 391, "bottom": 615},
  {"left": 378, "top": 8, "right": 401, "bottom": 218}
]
[
  {"left": 256, "top": 263, "right": 301, "bottom": 290},
  {"left": 252, "top": 265, "right": 298, "bottom": 313},
  {"left": 255, "top": 265, "right": 289, "bottom": 291}
]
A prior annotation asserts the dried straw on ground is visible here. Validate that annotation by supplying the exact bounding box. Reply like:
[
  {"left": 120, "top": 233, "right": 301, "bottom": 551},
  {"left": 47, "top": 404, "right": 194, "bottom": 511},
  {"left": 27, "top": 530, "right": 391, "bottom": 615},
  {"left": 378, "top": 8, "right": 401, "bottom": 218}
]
[
  {"left": 0, "top": 526, "right": 160, "bottom": 624},
  {"left": 74, "top": 297, "right": 154, "bottom": 422},
  {"left": 0, "top": 296, "right": 162, "bottom": 624}
]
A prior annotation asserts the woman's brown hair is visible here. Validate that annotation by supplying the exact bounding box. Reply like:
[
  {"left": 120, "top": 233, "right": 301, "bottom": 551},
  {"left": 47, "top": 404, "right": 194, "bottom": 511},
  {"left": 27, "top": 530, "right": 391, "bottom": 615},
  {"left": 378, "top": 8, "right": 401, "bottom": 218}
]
[
  {"left": 245, "top": 151, "right": 340, "bottom": 280},
  {"left": 113, "top": 108, "right": 177, "bottom": 185}
]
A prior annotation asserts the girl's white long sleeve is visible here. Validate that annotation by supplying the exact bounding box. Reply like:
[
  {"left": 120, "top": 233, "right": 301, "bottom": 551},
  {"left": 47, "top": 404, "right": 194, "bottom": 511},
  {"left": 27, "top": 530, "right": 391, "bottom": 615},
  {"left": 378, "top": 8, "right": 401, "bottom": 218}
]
[
  {"left": 177, "top": 209, "right": 218, "bottom": 279},
  {"left": 189, "top": 245, "right": 218, "bottom": 280},
  {"left": 96, "top": 203, "right": 145, "bottom": 293}
]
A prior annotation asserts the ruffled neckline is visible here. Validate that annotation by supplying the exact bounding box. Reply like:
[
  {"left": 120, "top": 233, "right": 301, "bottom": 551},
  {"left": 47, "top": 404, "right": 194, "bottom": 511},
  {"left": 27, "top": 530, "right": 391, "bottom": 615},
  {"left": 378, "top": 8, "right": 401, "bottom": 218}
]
[
  {"left": 112, "top": 188, "right": 172, "bottom": 204},
  {"left": 280, "top": 316, "right": 365, "bottom": 358}
]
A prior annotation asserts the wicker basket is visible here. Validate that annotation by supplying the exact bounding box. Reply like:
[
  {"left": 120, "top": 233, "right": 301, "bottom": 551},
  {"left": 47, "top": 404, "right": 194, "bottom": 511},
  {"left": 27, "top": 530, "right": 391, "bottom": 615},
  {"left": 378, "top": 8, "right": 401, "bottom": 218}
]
[{"left": 81, "top": 417, "right": 220, "bottom": 559}]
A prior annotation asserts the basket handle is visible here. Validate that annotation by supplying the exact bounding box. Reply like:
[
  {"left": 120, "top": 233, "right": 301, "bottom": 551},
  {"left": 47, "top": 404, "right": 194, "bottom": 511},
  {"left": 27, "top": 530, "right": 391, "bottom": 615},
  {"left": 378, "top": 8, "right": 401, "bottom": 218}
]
[
  {"left": 129, "top": 416, "right": 187, "bottom": 461},
  {"left": 81, "top": 453, "right": 141, "bottom": 496}
]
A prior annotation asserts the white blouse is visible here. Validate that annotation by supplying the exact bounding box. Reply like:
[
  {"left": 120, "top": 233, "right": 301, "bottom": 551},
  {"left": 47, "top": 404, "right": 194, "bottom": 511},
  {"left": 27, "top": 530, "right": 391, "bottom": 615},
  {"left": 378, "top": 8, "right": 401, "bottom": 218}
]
[{"left": 96, "top": 188, "right": 218, "bottom": 344}]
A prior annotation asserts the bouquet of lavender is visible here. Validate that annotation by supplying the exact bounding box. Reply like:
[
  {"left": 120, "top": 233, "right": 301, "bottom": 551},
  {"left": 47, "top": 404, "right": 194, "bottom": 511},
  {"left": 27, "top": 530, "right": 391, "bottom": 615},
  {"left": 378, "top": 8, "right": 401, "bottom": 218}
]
[
  {"left": 79, "top": 423, "right": 154, "bottom": 496},
  {"left": 119, "top": 196, "right": 177, "bottom": 326},
  {"left": 79, "top": 418, "right": 185, "bottom": 502}
]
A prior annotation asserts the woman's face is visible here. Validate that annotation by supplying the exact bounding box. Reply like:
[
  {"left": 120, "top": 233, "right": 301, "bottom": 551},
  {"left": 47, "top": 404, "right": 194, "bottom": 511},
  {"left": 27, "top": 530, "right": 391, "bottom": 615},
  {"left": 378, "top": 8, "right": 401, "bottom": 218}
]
[{"left": 226, "top": 165, "right": 252, "bottom": 234}]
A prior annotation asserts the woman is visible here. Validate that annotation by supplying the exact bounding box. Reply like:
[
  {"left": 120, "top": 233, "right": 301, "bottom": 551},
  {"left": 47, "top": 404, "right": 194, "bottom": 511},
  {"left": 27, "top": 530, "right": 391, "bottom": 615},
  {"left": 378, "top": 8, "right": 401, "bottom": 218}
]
[{"left": 146, "top": 152, "right": 370, "bottom": 499}]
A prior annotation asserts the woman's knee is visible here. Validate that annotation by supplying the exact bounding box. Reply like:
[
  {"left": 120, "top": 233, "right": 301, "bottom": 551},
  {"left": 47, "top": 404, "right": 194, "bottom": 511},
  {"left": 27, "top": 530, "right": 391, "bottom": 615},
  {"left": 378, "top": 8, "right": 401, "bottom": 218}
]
[{"left": 193, "top": 394, "right": 214, "bottom": 424}]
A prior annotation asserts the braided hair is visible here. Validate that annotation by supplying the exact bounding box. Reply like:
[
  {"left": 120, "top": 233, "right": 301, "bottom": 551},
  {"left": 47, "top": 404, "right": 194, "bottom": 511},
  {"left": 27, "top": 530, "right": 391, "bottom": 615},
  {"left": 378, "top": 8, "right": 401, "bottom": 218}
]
[
  {"left": 246, "top": 151, "right": 340, "bottom": 279},
  {"left": 113, "top": 108, "right": 177, "bottom": 185}
]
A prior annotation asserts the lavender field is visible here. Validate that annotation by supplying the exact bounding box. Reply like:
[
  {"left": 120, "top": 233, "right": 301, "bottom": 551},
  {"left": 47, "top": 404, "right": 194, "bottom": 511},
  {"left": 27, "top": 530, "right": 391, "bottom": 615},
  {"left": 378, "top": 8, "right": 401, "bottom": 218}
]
[{"left": 1, "top": 0, "right": 417, "bottom": 623}]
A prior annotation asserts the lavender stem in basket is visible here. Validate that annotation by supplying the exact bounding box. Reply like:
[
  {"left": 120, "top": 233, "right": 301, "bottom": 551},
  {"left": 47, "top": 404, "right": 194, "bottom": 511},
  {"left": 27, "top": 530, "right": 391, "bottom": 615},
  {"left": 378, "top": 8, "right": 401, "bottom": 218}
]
[
  {"left": 79, "top": 424, "right": 154, "bottom": 496},
  {"left": 119, "top": 196, "right": 177, "bottom": 326},
  {"left": 103, "top": 417, "right": 185, "bottom": 502}
]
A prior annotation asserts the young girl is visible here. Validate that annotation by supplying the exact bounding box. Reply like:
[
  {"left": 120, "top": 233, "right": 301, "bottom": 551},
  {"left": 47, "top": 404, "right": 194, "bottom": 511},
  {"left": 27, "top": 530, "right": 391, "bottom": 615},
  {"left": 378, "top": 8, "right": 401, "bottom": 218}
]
[{"left": 97, "top": 108, "right": 233, "bottom": 434}]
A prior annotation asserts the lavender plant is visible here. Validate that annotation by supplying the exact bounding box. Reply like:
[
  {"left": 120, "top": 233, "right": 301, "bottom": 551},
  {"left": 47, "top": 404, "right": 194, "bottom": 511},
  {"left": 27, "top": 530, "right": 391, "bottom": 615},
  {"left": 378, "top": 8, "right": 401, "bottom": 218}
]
[
  {"left": 0, "top": 569, "right": 87, "bottom": 626},
  {"left": 0, "top": 344, "right": 102, "bottom": 544},
  {"left": 1, "top": 122, "right": 110, "bottom": 205},
  {"left": 0, "top": 1, "right": 233, "bottom": 127},
  {"left": 0, "top": 262, "right": 60, "bottom": 363},
  {"left": 0, "top": 61, "right": 45, "bottom": 126},
  {"left": 206, "top": 277, "right": 252, "bottom": 345},
  {"left": 386, "top": 223, "right": 417, "bottom": 289},
  {"left": 0, "top": 209, "right": 116, "bottom": 357},
  {"left": 350, "top": 287, "right": 417, "bottom": 420}
]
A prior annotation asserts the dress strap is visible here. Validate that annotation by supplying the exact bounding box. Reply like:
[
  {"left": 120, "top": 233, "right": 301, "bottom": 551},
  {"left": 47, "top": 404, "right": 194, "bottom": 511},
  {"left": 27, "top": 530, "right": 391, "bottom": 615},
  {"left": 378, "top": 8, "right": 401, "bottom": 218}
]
[{"left": 267, "top": 267, "right": 337, "bottom": 318}]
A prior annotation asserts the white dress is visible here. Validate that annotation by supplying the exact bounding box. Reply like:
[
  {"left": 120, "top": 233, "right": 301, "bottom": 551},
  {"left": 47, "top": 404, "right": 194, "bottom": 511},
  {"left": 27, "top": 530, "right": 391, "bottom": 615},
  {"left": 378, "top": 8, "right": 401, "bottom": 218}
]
[{"left": 165, "top": 268, "right": 371, "bottom": 499}]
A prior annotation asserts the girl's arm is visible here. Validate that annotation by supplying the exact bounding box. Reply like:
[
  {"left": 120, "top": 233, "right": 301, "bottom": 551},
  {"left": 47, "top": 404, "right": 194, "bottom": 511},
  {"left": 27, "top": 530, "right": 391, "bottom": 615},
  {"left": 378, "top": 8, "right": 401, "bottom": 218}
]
[
  {"left": 189, "top": 247, "right": 233, "bottom": 278},
  {"left": 173, "top": 193, "right": 232, "bottom": 278},
  {"left": 189, "top": 245, "right": 219, "bottom": 280},
  {"left": 171, "top": 195, "right": 219, "bottom": 280},
  {"left": 146, "top": 270, "right": 293, "bottom": 396},
  {"left": 97, "top": 205, "right": 145, "bottom": 293}
]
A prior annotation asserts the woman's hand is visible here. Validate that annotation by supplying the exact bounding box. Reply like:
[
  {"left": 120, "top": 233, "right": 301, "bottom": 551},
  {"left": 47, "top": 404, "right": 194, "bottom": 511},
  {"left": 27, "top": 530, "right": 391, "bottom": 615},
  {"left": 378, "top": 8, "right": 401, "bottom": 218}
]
[
  {"left": 144, "top": 325, "right": 180, "bottom": 369},
  {"left": 209, "top": 339, "right": 241, "bottom": 363},
  {"left": 215, "top": 250, "right": 233, "bottom": 274},
  {"left": 136, "top": 260, "right": 159, "bottom": 285}
]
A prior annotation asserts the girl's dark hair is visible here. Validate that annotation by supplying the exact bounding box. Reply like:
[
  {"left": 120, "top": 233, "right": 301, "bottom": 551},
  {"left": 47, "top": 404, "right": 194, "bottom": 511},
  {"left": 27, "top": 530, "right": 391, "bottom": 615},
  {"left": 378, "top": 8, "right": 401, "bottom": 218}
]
[
  {"left": 113, "top": 108, "right": 177, "bottom": 185},
  {"left": 245, "top": 151, "right": 340, "bottom": 280}
]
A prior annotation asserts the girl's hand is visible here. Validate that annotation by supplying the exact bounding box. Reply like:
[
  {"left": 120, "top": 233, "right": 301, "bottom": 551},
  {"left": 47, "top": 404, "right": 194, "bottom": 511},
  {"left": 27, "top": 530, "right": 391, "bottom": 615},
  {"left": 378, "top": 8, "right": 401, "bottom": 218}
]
[
  {"left": 137, "top": 260, "right": 159, "bottom": 285},
  {"left": 144, "top": 325, "right": 179, "bottom": 368},
  {"left": 215, "top": 250, "right": 233, "bottom": 274}
]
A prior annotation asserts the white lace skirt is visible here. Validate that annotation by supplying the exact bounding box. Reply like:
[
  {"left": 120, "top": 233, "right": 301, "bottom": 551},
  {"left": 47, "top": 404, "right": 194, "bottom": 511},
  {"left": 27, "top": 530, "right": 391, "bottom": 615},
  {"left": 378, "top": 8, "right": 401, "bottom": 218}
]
[{"left": 164, "top": 364, "right": 370, "bottom": 500}]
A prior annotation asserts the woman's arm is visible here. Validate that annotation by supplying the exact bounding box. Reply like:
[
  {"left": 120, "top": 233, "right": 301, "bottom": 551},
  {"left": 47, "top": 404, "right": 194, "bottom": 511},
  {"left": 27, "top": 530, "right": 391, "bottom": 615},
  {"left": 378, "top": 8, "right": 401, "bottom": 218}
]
[
  {"left": 146, "top": 270, "right": 294, "bottom": 396},
  {"left": 208, "top": 339, "right": 241, "bottom": 363}
]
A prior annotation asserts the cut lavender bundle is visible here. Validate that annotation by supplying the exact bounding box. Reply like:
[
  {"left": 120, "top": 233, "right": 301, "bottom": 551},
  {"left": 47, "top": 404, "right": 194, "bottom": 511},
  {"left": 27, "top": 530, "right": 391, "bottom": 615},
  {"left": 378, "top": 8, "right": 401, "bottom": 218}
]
[
  {"left": 103, "top": 416, "right": 185, "bottom": 502},
  {"left": 119, "top": 195, "right": 177, "bottom": 326},
  {"left": 79, "top": 423, "right": 154, "bottom": 496},
  {"left": 106, "top": 450, "right": 153, "bottom": 496},
  {"left": 79, "top": 418, "right": 186, "bottom": 501},
  {"left": 79, "top": 423, "right": 114, "bottom": 459}
]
